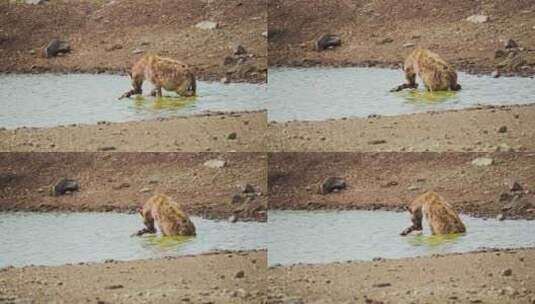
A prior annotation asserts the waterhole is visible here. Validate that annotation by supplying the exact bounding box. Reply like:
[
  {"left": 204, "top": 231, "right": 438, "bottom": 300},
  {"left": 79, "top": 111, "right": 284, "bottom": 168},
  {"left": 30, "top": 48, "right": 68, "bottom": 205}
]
[
  {"left": 268, "top": 67, "right": 535, "bottom": 121},
  {"left": 267, "top": 210, "right": 535, "bottom": 265},
  {"left": 0, "top": 212, "right": 266, "bottom": 267},
  {"left": 0, "top": 74, "right": 267, "bottom": 129}
]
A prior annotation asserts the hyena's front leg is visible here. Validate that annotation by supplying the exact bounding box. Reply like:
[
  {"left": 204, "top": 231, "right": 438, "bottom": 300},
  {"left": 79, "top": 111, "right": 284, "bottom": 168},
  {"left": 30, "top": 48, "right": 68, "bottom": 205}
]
[
  {"left": 150, "top": 86, "right": 162, "bottom": 97},
  {"left": 390, "top": 66, "right": 419, "bottom": 92}
]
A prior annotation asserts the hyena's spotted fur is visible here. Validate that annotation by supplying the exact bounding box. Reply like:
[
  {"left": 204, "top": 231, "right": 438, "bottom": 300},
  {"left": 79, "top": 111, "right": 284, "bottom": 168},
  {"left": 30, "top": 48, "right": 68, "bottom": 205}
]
[
  {"left": 120, "top": 54, "right": 196, "bottom": 99},
  {"left": 391, "top": 48, "right": 461, "bottom": 92},
  {"left": 134, "top": 194, "right": 196, "bottom": 237},
  {"left": 400, "top": 191, "right": 466, "bottom": 236}
]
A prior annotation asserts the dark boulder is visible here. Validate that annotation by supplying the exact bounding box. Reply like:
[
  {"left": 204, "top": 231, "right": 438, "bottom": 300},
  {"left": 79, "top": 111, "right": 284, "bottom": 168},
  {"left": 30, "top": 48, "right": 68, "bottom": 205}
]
[
  {"left": 52, "top": 178, "right": 79, "bottom": 196},
  {"left": 42, "top": 39, "right": 71, "bottom": 58},
  {"left": 315, "top": 34, "right": 341, "bottom": 51},
  {"left": 319, "top": 177, "right": 346, "bottom": 194}
]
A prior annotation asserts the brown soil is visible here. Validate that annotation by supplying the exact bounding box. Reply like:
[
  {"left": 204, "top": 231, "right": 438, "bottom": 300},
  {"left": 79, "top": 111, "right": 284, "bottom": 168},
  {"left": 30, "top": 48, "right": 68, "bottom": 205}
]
[
  {"left": 0, "top": 0, "right": 267, "bottom": 82},
  {"left": 0, "top": 152, "right": 267, "bottom": 221},
  {"left": 269, "top": 0, "right": 535, "bottom": 76},
  {"left": 268, "top": 248, "right": 535, "bottom": 304},
  {"left": 267, "top": 104, "right": 535, "bottom": 152},
  {"left": 0, "top": 250, "right": 266, "bottom": 304},
  {"left": 268, "top": 152, "right": 535, "bottom": 219},
  {"left": 0, "top": 111, "right": 267, "bottom": 152}
]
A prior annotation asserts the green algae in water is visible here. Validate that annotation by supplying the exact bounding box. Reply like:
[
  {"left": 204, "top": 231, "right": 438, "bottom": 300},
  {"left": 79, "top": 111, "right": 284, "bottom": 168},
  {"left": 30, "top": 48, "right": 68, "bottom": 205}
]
[
  {"left": 407, "top": 233, "right": 465, "bottom": 248},
  {"left": 142, "top": 234, "right": 195, "bottom": 249},
  {"left": 398, "top": 89, "right": 459, "bottom": 104},
  {"left": 132, "top": 95, "right": 196, "bottom": 111}
]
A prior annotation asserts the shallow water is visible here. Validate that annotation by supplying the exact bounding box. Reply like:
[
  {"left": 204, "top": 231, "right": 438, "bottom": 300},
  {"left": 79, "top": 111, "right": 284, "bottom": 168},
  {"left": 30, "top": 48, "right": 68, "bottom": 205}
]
[
  {"left": 268, "top": 67, "right": 535, "bottom": 121},
  {"left": 0, "top": 74, "right": 267, "bottom": 129},
  {"left": 0, "top": 212, "right": 266, "bottom": 267},
  {"left": 267, "top": 210, "right": 535, "bottom": 265}
]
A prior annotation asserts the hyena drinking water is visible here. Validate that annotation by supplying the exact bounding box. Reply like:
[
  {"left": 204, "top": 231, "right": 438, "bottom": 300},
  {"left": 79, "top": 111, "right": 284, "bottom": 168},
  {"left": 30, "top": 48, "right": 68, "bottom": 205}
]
[
  {"left": 119, "top": 54, "right": 196, "bottom": 99},
  {"left": 391, "top": 48, "right": 461, "bottom": 92},
  {"left": 133, "top": 194, "right": 196, "bottom": 237},
  {"left": 400, "top": 191, "right": 466, "bottom": 236}
]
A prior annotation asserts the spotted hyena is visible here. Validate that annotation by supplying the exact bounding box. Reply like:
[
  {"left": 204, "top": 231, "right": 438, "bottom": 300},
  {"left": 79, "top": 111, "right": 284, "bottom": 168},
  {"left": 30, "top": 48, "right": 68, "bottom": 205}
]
[
  {"left": 133, "top": 194, "right": 196, "bottom": 237},
  {"left": 119, "top": 54, "right": 196, "bottom": 99},
  {"left": 391, "top": 48, "right": 461, "bottom": 92},
  {"left": 400, "top": 191, "right": 466, "bottom": 236}
]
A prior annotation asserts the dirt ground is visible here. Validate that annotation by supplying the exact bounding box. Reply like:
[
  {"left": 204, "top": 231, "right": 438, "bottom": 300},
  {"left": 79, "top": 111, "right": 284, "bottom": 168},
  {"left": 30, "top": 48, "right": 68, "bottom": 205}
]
[
  {"left": 0, "top": 250, "right": 266, "bottom": 304},
  {"left": 0, "top": 0, "right": 267, "bottom": 82},
  {"left": 268, "top": 248, "right": 535, "bottom": 304},
  {"left": 268, "top": 104, "right": 535, "bottom": 152},
  {"left": 269, "top": 0, "right": 535, "bottom": 77},
  {"left": 0, "top": 152, "right": 267, "bottom": 221},
  {"left": 0, "top": 111, "right": 267, "bottom": 152},
  {"left": 269, "top": 152, "right": 535, "bottom": 220}
]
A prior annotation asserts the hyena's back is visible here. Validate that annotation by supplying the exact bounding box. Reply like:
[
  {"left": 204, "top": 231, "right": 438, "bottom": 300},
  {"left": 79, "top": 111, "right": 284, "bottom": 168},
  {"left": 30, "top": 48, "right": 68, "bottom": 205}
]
[{"left": 417, "top": 191, "right": 466, "bottom": 234}]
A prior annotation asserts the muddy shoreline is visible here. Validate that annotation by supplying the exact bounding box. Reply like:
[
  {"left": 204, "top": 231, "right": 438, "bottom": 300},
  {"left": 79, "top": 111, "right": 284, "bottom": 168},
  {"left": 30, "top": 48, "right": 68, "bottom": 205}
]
[
  {"left": 268, "top": 103, "right": 535, "bottom": 152},
  {"left": 268, "top": 152, "right": 535, "bottom": 220},
  {"left": 0, "top": 152, "right": 267, "bottom": 222},
  {"left": 0, "top": 110, "right": 267, "bottom": 152},
  {"left": 0, "top": 249, "right": 267, "bottom": 304},
  {"left": 269, "top": 247, "right": 535, "bottom": 304}
]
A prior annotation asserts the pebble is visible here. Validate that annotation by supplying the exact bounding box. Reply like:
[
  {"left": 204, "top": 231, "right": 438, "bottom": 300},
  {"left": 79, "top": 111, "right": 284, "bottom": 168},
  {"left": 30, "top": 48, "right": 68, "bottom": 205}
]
[
  {"left": 502, "top": 268, "right": 513, "bottom": 276},
  {"left": 203, "top": 159, "right": 226, "bottom": 168},
  {"left": 234, "top": 270, "right": 245, "bottom": 279},
  {"left": 471, "top": 157, "right": 493, "bottom": 166},
  {"left": 227, "top": 132, "right": 237, "bottom": 140},
  {"left": 497, "top": 125, "right": 507, "bottom": 133},
  {"left": 139, "top": 188, "right": 151, "bottom": 193},
  {"left": 98, "top": 146, "right": 116, "bottom": 151}
]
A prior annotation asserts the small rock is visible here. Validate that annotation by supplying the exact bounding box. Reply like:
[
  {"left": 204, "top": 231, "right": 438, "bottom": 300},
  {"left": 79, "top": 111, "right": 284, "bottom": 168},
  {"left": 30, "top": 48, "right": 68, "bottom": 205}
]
[
  {"left": 466, "top": 14, "right": 489, "bottom": 24},
  {"left": 203, "top": 159, "right": 226, "bottom": 168},
  {"left": 104, "top": 284, "right": 124, "bottom": 290},
  {"left": 403, "top": 43, "right": 416, "bottom": 48},
  {"left": 227, "top": 132, "right": 237, "bottom": 140},
  {"left": 52, "top": 178, "right": 79, "bottom": 196},
  {"left": 497, "top": 213, "right": 505, "bottom": 221},
  {"left": 228, "top": 215, "right": 238, "bottom": 223},
  {"left": 497, "top": 125, "right": 507, "bottom": 133},
  {"left": 408, "top": 185, "right": 419, "bottom": 191},
  {"left": 239, "top": 183, "right": 255, "bottom": 194},
  {"left": 233, "top": 44, "right": 247, "bottom": 55},
  {"left": 496, "top": 143, "right": 513, "bottom": 152},
  {"left": 231, "top": 194, "right": 243, "bottom": 204},
  {"left": 505, "top": 39, "right": 518, "bottom": 49},
  {"left": 25, "top": 0, "right": 47, "bottom": 4},
  {"left": 98, "top": 146, "right": 116, "bottom": 151},
  {"left": 221, "top": 77, "right": 230, "bottom": 84},
  {"left": 195, "top": 21, "right": 219, "bottom": 30},
  {"left": 132, "top": 49, "right": 144, "bottom": 55},
  {"left": 368, "top": 139, "right": 387, "bottom": 145},
  {"left": 320, "top": 177, "right": 346, "bottom": 194},
  {"left": 139, "top": 188, "right": 151, "bottom": 193},
  {"left": 471, "top": 157, "right": 493, "bottom": 166},
  {"left": 234, "top": 270, "right": 245, "bottom": 279},
  {"left": 113, "top": 182, "right": 130, "bottom": 190},
  {"left": 491, "top": 70, "right": 500, "bottom": 78},
  {"left": 506, "top": 179, "right": 523, "bottom": 192},
  {"left": 261, "top": 31, "right": 268, "bottom": 37},
  {"left": 105, "top": 44, "right": 123, "bottom": 52},
  {"left": 377, "top": 37, "right": 393, "bottom": 45},
  {"left": 315, "top": 34, "right": 341, "bottom": 51},
  {"left": 502, "top": 268, "right": 513, "bottom": 276},
  {"left": 372, "top": 282, "right": 392, "bottom": 288}
]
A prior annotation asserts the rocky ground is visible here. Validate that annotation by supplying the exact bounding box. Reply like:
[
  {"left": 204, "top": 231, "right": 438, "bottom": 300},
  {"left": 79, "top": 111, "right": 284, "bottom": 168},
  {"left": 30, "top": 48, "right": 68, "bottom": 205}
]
[
  {"left": 0, "top": 0, "right": 267, "bottom": 82},
  {"left": 0, "top": 250, "right": 266, "bottom": 304},
  {"left": 269, "top": 0, "right": 535, "bottom": 77},
  {"left": 0, "top": 152, "right": 267, "bottom": 221},
  {"left": 0, "top": 111, "right": 267, "bottom": 152},
  {"left": 268, "top": 248, "right": 535, "bottom": 304},
  {"left": 268, "top": 104, "right": 535, "bottom": 152},
  {"left": 269, "top": 152, "right": 535, "bottom": 220}
]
